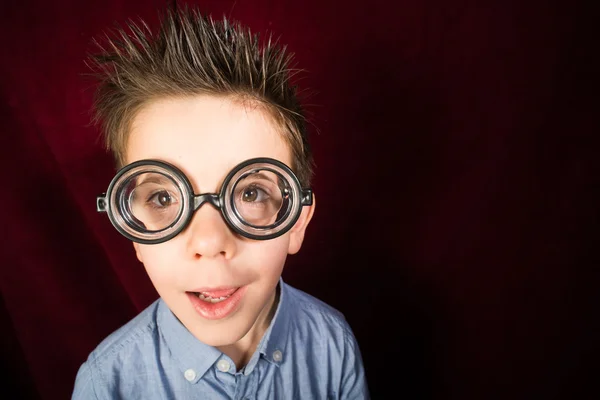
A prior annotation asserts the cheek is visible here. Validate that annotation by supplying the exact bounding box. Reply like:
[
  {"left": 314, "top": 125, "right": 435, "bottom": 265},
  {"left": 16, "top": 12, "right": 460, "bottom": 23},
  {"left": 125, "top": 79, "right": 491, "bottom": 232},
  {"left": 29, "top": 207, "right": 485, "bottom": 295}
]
[
  {"left": 136, "top": 244, "right": 182, "bottom": 288},
  {"left": 241, "top": 236, "right": 290, "bottom": 274}
]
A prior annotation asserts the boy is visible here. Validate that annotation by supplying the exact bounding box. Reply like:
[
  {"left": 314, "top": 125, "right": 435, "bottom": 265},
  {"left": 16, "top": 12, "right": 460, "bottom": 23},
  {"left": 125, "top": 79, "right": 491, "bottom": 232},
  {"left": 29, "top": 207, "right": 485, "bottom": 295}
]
[{"left": 72, "top": 5, "right": 369, "bottom": 400}]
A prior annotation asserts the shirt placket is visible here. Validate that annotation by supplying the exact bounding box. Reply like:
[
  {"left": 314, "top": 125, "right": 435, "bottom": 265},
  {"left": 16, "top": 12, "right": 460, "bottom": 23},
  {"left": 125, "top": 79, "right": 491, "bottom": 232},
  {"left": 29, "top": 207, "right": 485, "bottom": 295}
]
[{"left": 233, "top": 363, "right": 260, "bottom": 400}]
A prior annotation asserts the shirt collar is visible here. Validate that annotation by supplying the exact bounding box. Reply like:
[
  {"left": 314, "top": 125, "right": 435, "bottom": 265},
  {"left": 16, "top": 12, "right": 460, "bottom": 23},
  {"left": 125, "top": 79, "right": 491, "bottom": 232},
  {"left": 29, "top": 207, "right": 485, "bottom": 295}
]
[
  {"left": 244, "top": 277, "right": 292, "bottom": 373},
  {"left": 157, "top": 299, "right": 221, "bottom": 383}
]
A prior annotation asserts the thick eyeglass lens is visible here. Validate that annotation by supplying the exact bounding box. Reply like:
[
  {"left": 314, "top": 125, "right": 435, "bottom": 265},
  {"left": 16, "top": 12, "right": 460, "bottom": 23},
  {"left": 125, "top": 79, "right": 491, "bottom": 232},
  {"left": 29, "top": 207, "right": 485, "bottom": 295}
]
[
  {"left": 232, "top": 170, "right": 290, "bottom": 227},
  {"left": 123, "top": 172, "right": 183, "bottom": 231}
]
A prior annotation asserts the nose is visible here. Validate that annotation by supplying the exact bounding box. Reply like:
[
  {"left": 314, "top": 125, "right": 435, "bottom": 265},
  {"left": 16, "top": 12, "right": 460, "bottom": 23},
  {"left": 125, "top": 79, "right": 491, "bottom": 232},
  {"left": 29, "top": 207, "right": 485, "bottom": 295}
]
[{"left": 184, "top": 203, "right": 237, "bottom": 260}]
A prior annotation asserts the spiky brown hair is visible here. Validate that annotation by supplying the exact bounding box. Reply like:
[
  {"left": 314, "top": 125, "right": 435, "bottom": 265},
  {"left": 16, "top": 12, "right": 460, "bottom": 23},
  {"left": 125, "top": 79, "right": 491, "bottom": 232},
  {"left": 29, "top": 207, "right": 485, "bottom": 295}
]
[{"left": 88, "top": 5, "right": 313, "bottom": 186}]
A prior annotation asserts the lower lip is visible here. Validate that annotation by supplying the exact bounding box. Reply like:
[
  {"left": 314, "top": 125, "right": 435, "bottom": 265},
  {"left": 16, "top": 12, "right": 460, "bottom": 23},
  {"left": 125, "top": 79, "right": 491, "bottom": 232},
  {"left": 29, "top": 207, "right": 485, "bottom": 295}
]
[{"left": 186, "top": 286, "right": 247, "bottom": 320}]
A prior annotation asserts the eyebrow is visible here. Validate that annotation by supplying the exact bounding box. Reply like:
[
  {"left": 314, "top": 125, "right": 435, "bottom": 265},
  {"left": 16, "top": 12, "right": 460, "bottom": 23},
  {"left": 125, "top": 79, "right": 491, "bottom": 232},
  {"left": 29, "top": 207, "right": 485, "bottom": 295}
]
[
  {"left": 137, "top": 175, "right": 174, "bottom": 187},
  {"left": 243, "top": 172, "right": 279, "bottom": 183},
  {"left": 236, "top": 172, "right": 287, "bottom": 194}
]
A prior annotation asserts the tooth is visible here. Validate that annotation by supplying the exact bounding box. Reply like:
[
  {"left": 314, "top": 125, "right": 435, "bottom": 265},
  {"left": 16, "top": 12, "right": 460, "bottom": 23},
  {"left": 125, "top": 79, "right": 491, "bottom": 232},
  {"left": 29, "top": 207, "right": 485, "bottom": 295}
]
[{"left": 194, "top": 291, "right": 233, "bottom": 303}]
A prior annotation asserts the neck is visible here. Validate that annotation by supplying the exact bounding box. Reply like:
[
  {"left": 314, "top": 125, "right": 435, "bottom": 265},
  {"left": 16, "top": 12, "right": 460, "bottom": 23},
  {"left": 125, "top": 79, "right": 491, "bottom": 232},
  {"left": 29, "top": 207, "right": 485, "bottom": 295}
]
[{"left": 217, "top": 284, "right": 280, "bottom": 369}]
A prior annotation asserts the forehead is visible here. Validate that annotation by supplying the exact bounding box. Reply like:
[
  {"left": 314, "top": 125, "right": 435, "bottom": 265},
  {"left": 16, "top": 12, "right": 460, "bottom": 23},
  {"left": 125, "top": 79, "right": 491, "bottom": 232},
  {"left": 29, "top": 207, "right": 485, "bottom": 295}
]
[{"left": 126, "top": 95, "right": 292, "bottom": 191}]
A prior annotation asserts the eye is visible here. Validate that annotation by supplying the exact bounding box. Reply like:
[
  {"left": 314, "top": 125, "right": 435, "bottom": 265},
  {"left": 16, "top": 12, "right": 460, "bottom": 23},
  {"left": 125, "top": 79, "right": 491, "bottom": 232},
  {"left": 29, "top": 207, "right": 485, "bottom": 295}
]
[
  {"left": 148, "top": 190, "right": 175, "bottom": 207},
  {"left": 242, "top": 185, "right": 268, "bottom": 202}
]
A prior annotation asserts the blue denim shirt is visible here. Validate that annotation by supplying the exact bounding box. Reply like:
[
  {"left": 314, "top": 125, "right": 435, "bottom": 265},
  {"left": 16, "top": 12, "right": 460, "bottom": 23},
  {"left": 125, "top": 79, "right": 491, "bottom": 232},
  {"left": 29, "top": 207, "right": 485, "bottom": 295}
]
[{"left": 72, "top": 279, "right": 369, "bottom": 399}]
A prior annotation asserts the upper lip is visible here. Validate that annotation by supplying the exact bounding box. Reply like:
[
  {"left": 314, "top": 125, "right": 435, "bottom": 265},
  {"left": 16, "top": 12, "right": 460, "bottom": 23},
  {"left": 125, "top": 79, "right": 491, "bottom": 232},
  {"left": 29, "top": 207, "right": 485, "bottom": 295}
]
[{"left": 189, "top": 286, "right": 240, "bottom": 292}]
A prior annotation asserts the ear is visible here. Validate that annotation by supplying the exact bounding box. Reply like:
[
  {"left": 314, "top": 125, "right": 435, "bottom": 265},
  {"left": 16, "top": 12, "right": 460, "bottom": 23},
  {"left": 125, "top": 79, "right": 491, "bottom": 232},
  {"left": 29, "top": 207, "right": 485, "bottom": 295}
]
[
  {"left": 132, "top": 242, "right": 144, "bottom": 263},
  {"left": 288, "top": 194, "right": 316, "bottom": 255}
]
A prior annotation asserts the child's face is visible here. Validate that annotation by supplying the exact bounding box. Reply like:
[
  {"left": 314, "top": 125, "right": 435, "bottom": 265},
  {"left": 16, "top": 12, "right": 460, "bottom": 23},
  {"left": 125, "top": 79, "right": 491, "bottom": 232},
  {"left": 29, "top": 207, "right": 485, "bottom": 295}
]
[{"left": 125, "top": 95, "right": 313, "bottom": 347}]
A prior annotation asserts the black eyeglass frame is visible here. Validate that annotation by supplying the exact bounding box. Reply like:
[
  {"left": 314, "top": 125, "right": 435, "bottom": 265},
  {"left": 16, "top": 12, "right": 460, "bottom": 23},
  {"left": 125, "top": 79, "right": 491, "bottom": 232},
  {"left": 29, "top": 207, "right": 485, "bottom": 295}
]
[{"left": 96, "top": 157, "right": 313, "bottom": 244}]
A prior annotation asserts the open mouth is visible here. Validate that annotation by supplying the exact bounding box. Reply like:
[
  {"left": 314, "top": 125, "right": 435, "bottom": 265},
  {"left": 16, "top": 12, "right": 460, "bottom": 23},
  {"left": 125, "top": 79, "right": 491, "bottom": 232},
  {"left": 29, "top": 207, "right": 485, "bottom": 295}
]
[
  {"left": 186, "top": 286, "right": 246, "bottom": 320},
  {"left": 191, "top": 290, "right": 237, "bottom": 303}
]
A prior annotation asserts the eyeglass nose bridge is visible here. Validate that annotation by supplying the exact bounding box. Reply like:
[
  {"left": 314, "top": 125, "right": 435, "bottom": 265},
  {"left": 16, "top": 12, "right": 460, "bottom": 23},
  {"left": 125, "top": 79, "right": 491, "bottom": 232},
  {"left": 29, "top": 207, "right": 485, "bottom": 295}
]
[{"left": 193, "top": 193, "right": 221, "bottom": 211}]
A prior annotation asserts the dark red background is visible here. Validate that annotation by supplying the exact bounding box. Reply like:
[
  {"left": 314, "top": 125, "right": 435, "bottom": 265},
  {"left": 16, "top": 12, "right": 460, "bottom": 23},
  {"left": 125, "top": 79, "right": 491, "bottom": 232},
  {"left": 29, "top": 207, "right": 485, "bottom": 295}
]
[{"left": 1, "top": 0, "right": 597, "bottom": 399}]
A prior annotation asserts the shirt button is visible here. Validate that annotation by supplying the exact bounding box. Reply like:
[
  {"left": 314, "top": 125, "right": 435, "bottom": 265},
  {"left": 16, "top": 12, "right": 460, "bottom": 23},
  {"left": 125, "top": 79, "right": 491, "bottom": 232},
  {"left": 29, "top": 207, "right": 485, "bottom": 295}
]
[
  {"left": 184, "top": 369, "right": 196, "bottom": 381},
  {"left": 272, "top": 350, "right": 283, "bottom": 362},
  {"left": 217, "top": 359, "right": 230, "bottom": 372}
]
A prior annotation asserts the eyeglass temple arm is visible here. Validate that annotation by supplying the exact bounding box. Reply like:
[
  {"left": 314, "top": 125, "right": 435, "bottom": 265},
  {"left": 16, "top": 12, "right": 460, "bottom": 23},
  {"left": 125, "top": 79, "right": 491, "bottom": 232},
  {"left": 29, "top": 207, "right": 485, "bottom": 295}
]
[
  {"left": 97, "top": 193, "right": 107, "bottom": 212},
  {"left": 301, "top": 189, "right": 313, "bottom": 206}
]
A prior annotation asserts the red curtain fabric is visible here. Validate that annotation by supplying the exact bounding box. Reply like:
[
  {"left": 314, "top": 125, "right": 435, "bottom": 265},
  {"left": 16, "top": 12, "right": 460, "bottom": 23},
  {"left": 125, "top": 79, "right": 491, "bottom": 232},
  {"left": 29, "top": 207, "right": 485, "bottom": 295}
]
[{"left": 1, "top": 1, "right": 597, "bottom": 399}]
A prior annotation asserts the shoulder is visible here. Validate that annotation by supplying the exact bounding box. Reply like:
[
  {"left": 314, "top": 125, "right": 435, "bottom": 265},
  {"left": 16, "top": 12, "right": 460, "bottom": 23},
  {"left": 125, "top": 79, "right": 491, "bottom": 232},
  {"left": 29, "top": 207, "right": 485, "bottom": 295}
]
[
  {"left": 279, "top": 282, "right": 369, "bottom": 397},
  {"left": 284, "top": 282, "right": 344, "bottom": 318},
  {"left": 88, "top": 299, "right": 160, "bottom": 363},
  {"left": 283, "top": 281, "right": 354, "bottom": 341},
  {"left": 72, "top": 299, "right": 161, "bottom": 398}
]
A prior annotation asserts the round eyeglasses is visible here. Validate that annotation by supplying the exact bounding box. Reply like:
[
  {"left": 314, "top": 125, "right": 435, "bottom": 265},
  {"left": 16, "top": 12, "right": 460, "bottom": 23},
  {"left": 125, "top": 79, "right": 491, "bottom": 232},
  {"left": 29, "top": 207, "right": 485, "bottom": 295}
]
[{"left": 96, "top": 158, "right": 313, "bottom": 244}]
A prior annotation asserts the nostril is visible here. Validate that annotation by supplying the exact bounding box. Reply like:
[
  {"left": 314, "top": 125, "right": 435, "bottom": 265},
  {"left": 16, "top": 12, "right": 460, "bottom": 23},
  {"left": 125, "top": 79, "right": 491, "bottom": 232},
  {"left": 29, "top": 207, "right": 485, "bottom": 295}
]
[{"left": 193, "top": 252, "right": 226, "bottom": 260}]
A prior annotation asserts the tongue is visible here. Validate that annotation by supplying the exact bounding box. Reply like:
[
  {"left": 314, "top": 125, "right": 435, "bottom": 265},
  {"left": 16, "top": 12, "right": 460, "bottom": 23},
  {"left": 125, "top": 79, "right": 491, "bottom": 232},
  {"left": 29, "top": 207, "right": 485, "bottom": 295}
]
[{"left": 201, "top": 288, "right": 238, "bottom": 298}]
